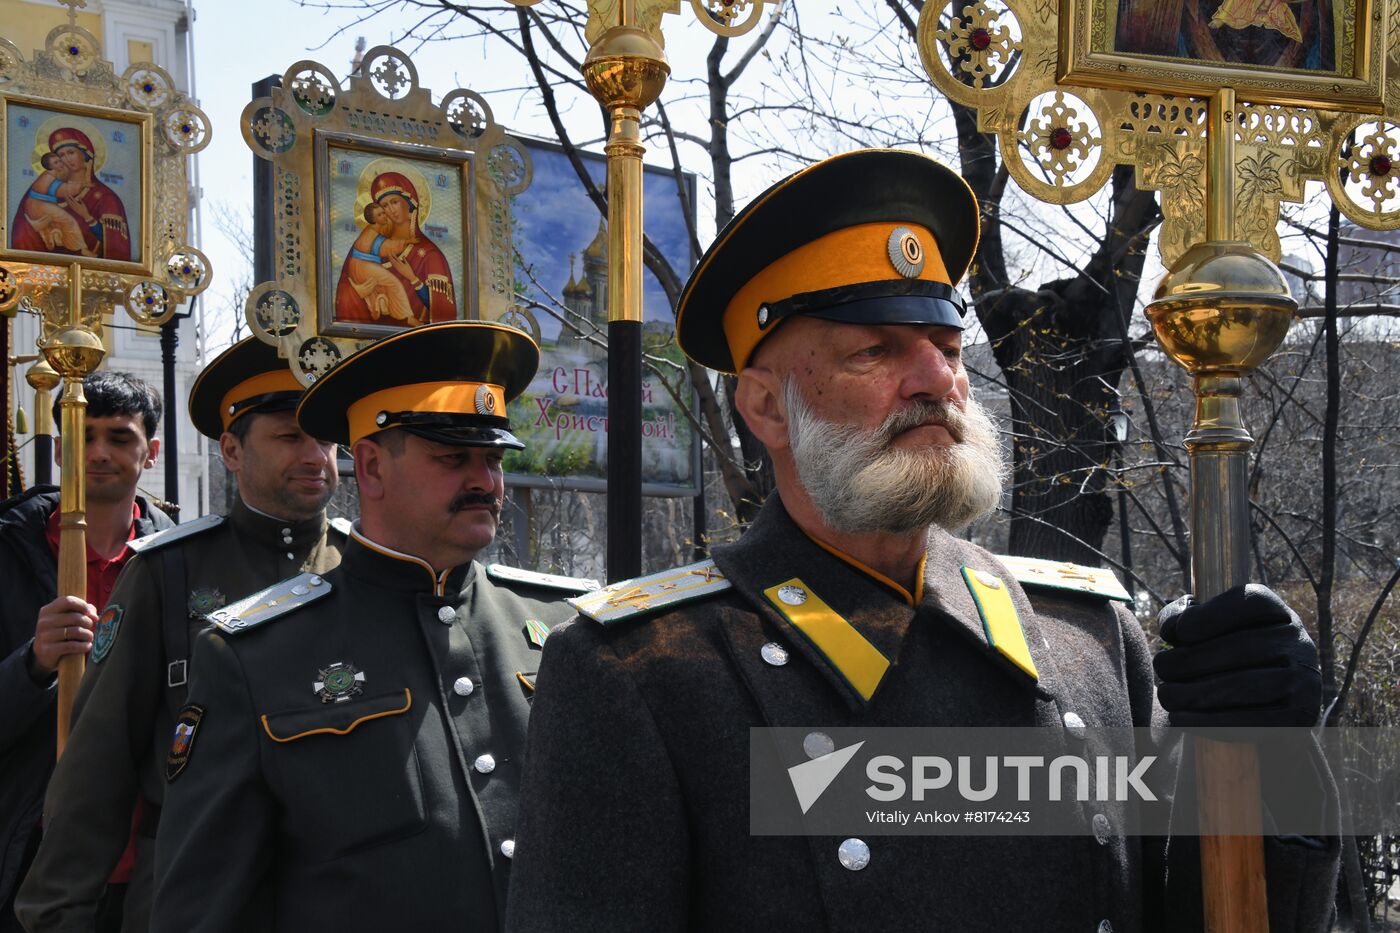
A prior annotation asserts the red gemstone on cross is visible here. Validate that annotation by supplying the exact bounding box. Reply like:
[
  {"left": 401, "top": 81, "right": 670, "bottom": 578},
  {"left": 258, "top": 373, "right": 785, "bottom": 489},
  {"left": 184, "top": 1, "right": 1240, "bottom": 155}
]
[
  {"left": 1370, "top": 154, "right": 1393, "bottom": 177},
  {"left": 970, "top": 29, "right": 992, "bottom": 50},
  {"left": 1050, "top": 127, "right": 1073, "bottom": 150}
]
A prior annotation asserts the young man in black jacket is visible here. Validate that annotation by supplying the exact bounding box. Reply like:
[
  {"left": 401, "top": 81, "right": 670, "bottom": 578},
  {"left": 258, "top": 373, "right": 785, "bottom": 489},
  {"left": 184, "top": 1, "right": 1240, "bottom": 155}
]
[{"left": 0, "top": 372, "right": 171, "bottom": 932}]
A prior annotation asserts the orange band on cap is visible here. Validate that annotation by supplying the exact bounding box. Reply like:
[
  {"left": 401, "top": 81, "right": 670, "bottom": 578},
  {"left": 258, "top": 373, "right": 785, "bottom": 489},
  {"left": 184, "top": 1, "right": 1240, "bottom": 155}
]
[
  {"left": 721, "top": 222, "right": 950, "bottom": 372},
  {"left": 347, "top": 381, "right": 507, "bottom": 446},
  {"left": 219, "top": 370, "right": 304, "bottom": 430}
]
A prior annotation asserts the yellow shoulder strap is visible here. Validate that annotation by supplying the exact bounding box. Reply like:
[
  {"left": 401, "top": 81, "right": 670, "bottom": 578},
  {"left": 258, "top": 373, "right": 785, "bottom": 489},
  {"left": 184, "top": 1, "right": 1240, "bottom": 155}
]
[
  {"left": 960, "top": 567, "right": 1039, "bottom": 681},
  {"left": 763, "top": 578, "right": 890, "bottom": 702}
]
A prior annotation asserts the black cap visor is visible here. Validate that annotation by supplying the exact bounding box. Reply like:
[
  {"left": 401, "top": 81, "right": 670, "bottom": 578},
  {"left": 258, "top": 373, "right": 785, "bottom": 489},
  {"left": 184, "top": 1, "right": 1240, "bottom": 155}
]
[
  {"left": 383, "top": 411, "right": 524, "bottom": 450},
  {"left": 806, "top": 294, "right": 965, "bottom": 330},
  {"left": 765, "top": 279, "right": 966, "bottom": 333},
  {"left": 227, "top": 391, "right": 302, "bottom": 427}
]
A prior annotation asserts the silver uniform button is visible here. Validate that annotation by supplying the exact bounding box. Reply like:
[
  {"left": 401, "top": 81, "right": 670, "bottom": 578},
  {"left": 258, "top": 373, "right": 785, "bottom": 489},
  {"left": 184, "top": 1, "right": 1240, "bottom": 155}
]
[
  {"left": 437, "top": 605, "right": 457, "bottom": 624},
  {"left": 500, "top": 839, "right": 515, "bottom": 859},
  {"left": 291, "top": 585, "right": 309, "bottom": 596},
  {"left": 1098, "top": 922, "right": 1114, "bottom": 933},
  {"left": 310, "top": 575, "right": 323, "bottom": 586},
  {"left": 777, "top": 585, "right": 808, "bottom": 606},
  {"left": 838, "top": 838, "right": 870, "bottom": 871},
  {"left": 285, "top": 552, "right": 295, "bottom": 561},
  {"left": 474, "top": 753, "right": 496, "bottom": 774},
  {"left": 803, "top": 732, "right": 836, "bottom": 759},
  {"left": 453, "top": 677, "right": 475, "bottom": 696},
  {"left": 1063, "top": 711, "right": 1086, "bottom": 739},
  {"left": 760, "top": 642, "right": 789, "bottom": 666},
  {"left": 976, "top": 570, "right": 1002, "bottom": 589},
  {"left": 1092, "top": 813, "right": 1112, "bottom": 845}
]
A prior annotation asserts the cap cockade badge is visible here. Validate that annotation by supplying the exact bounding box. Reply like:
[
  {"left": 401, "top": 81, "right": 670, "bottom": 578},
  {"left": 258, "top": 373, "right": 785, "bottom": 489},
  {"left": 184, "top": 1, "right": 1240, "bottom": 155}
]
[
  {"left": 887, "top": 226, "right": 925, "bottom": 279},
  {"left": 474, "top": 384, "right": 498, "bottom": 415}
]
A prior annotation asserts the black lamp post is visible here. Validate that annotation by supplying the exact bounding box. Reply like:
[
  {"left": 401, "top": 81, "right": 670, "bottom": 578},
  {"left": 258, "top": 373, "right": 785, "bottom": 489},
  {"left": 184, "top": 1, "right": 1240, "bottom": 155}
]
[{"left": 160, "top": 297, "right": 196, "bottom": 518}]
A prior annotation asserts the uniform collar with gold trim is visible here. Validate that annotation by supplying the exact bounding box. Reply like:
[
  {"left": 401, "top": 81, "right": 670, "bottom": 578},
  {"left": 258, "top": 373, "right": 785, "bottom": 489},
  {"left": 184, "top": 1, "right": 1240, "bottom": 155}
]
[
  {"left": 229, "top": 496, "right": 328, "bottom": 553},
  {"left": 715, "top": 496, "right": 1049, "bottom": 710},
  {"left": 713, "top": 496, "right": 920, "bottom": 710},
  {"left": 918, "top": 527, "right": 1049, "bottom": 691},
  {"left": 343, "top": 525, "right": 473, "bottom": 597}
]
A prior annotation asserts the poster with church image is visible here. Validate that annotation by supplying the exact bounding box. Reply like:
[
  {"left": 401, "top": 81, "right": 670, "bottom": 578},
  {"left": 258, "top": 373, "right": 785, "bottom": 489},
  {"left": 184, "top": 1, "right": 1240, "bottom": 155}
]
[{"left": 504, "top": 137, "right": 699, "bottom": 496}]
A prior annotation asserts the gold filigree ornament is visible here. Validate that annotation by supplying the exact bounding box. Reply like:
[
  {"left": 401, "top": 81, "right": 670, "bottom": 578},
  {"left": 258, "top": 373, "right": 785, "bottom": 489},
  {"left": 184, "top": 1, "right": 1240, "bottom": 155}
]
[
  {"left": 240, "top": 46, "right": 536, "bottom": 386},
  {"left": 1326, "top": 118, "right": 1400, "bottom": 229},
  {"left": 688, "top": 0, "right": 772, "bottom": 37},
  {"left": 526, "top": 0, "right": 775, "bottom": 44},
  {"left": 932, "top": 0, "right": 1022, "bottom": 91},
  {"left": 0, "top": 265, "right": 19, "bottom": 314},
  {"left": 917, "top": 0, "right": 1400, "bottom": 265},
  {"left": 0, "top": 22, "right": 211, "bottom": 327}
]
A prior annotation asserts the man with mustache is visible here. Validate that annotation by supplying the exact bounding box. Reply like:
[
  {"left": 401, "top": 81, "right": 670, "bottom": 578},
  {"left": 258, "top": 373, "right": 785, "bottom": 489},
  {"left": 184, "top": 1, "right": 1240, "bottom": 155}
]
[
  {"left": 505, "top": 150, "right": 1336, "bottom": 931},
  {"left": 17, "top": 339, "right": 349, "bottom": 933},
  {"left": 149, "top": 322, "right": 595, "bottom": 932}
]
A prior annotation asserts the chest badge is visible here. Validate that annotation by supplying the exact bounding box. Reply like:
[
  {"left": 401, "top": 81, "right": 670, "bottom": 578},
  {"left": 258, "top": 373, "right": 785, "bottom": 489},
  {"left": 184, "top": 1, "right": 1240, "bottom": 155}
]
[
  {"left": 314, "top": 662, "right": 366, "bottom": 703},
  {"left": 90, "top": 605, "right": 123, "bottom": 664},
  {"left": 188, "top": 587, "right": 226, "bottom": 619},
  {"left": 167, "top": 704, "right": 205, "bottom": 783}
]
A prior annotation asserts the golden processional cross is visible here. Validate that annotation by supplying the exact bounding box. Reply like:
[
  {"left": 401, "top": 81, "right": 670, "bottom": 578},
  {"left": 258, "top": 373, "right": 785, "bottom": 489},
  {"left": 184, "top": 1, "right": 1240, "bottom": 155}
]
[
  {"left": 920, "top": 0, "right": 1397, "bottom": 929},
  {"left": 0, "top": 0, "right": 211, "bottom": 755},
  {"left": 506, "top": 0, "right": 776, "bottom": 581}
]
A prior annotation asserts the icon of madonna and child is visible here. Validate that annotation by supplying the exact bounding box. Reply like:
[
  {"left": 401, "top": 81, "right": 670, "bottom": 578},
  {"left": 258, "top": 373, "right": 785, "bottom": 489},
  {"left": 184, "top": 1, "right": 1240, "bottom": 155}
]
[
  {"left": 331, "top": 159, "right": 463, "bottom": 330},
  {"left": 8, "top": 121, "right": 135, "bottom": 263}
]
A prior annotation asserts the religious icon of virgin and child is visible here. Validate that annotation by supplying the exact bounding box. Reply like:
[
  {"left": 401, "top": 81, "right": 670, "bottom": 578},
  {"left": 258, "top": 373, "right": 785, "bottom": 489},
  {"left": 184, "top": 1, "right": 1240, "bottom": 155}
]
[
  {"left": 333, "top": 170, "right": 457, "bottom": 327},
  {"left": 1115, "top": 0, "right": 1337, "bottom": 71},
  {"left": 9, "top": 126, "right": 132, "bottom": 261}
]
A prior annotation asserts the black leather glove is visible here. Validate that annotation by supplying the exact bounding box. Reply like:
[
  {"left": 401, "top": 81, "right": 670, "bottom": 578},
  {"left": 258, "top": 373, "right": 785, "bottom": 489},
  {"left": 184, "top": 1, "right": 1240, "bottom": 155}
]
[{"left": 1153, "top": 584, "right": 1323, "bottom": 728}]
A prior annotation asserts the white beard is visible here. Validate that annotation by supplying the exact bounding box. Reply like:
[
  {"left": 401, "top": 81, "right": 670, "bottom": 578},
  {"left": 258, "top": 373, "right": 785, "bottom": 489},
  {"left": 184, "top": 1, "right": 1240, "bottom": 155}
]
[{"left": 784, "top": 378, "right": 1006, "bottom": 534}]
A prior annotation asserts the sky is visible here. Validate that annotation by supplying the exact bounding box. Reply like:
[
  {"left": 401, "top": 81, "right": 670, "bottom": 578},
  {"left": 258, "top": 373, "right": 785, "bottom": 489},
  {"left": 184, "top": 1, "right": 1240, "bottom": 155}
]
[
  {"left": 187, "top": 0, "right": 741, "bottom": 354},
  {"left": 180, "top": 0, "right": 1373, "bottom": 363}
]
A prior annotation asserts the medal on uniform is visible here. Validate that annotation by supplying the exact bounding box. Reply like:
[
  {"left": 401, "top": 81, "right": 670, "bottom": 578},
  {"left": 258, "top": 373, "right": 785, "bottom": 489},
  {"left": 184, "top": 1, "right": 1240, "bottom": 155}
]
[
  {"left": 188, "top": 587, "right": 227, "bottom": 620},
  {"left": 524, "top": 618, "right": 550, "bottom": 648},
  {"left": 313, "top": 662, "right": 365, "bottom": 703}
]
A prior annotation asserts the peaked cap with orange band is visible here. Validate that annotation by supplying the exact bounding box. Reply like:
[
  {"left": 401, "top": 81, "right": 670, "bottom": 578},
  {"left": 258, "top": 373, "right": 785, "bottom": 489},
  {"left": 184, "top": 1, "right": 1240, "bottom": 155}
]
[
  {"left": 296, "top": 321, "right": 539, "bottom": 449},
  {"left": 676, "top": 149, "right": 980, "bottom": 374},
  {"left": 188, "top": 338, "right": 306, "bottom": 440}
]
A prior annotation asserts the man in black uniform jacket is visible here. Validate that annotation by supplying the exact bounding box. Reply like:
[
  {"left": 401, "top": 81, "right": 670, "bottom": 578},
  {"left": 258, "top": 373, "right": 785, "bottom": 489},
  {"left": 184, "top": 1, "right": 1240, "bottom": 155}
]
[
  {"left": 152, "top": 321, "right": 595, "bottom": 933},
  {"left": 505, "top": 150, "right": 1337, "bottom": 932}
]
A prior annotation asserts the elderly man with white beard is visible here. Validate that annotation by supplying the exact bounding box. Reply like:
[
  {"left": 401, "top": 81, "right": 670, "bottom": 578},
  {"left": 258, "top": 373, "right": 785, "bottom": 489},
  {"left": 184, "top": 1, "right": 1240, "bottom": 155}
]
[{"left": 504, "top": 150, "right": 1336, "bottom": 933}]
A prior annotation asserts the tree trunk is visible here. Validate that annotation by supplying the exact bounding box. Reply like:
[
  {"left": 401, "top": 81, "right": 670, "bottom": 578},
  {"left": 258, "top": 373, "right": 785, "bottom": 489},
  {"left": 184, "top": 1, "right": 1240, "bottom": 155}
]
[{"left": 952, "top": 98, "right": 1159, "bottom": 563}]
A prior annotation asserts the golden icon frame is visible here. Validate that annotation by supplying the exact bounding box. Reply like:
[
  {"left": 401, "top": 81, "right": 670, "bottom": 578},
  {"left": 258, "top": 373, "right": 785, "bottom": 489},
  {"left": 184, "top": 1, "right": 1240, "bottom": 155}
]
[
  {"left": 1058, "top": 0, "right": 1385, "bottom": 111},
  {"left": 0, "top": 93, "right": 155, "bottom": 277}
]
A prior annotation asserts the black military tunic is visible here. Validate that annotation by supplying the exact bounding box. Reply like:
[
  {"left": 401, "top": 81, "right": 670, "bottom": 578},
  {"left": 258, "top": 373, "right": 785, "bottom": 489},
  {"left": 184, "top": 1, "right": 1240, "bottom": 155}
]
[
  {"left": 506, "top": 496, "right": 1338, "bottom": 933},
  {"left": 151, "top": 530, "right": 586, "bottom": 933},
  {"left": 16, "top": 499, "right": 348, "bottom": 933}
]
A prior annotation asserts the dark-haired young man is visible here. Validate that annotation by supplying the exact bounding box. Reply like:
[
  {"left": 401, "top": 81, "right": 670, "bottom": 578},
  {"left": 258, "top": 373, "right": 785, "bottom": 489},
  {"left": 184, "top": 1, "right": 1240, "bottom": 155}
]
[
  {"left": 0, "top": 371, "right": 172, "bottom": 933},
  {"left": 16, "top": 339, "right": 348, "bottom": 933}
]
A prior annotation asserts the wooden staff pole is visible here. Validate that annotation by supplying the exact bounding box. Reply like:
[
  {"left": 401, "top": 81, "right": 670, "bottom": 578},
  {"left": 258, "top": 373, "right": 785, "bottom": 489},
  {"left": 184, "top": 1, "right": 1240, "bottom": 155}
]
[
  {"left": 41, "top": 265, "right": 107, "bottom": 757},
  {"left": 1147, "top": 88, "right": 1297, "bottom": 933}
]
